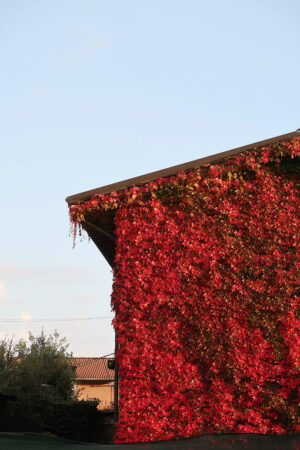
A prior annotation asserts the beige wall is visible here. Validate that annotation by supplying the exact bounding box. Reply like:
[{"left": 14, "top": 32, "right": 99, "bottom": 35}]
[{"left": 75, "top": 381, "right": 114, "bottom": 410}]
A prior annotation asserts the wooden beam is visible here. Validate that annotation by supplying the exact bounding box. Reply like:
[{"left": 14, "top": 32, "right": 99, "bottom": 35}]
[
  {"left": 83, "top": 221, "right": 115, "bottom": 268},
  {"left": 66, "top": 130, "right": 300, "bottom": 205},
  {"left": 114, "top": 332, "right": 119, "bottom": 423}
]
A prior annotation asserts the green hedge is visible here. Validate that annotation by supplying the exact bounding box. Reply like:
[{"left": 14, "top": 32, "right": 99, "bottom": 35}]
[
  {"left": 46, "top": 401, "right": 99, "bottom": 441},
  {"left": 0, "top": 399, "right": 101, "bottom": 442}
]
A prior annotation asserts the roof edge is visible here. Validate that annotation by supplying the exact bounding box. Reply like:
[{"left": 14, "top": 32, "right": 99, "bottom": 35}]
[
  {"left": 66, "top": 130, "right": 300, "bottom": 205},
  {"left": 75, "top": 378, "right": 114, "bottom": 382}
]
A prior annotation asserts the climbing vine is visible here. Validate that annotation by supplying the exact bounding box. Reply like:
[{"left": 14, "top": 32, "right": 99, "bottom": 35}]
[{"left": 70, "top": 139, "right": 300, "bottom": 443}]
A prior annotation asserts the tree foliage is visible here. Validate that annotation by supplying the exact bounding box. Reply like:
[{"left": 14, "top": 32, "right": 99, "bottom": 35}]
[
  {"left": 0, "top": 337, "right": 15, "bottom": 396},
  {"left": 0, "top": 331, "right": 101, "bottom": 441},
  {"left": 0, "top": 330, "right": 75, "bottom": 404}
]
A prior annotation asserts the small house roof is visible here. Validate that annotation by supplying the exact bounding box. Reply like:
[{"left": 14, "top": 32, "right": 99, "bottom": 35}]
[
  {"left": 66, "top": 130, "right": 300, "bottom": 267},
  {"left": 71, "top": 357, "right": 115, "bottom": 381}
]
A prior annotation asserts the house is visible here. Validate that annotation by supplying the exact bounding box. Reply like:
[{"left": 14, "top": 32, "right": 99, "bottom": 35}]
[
  {"left": 71, "top": 357, "right": 115, "bottom": 410},
  {"left": 66, "top": 130, "right": 300, "bottom": 443}
]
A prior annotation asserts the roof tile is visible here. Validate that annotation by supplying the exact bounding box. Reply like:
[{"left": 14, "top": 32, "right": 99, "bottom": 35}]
[{"left": 71, "top": 357, "right": 115, "bottom": 381}]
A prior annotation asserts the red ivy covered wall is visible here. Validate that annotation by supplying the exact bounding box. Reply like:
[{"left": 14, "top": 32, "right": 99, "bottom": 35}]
[{"left": 70, "top": 139, "right": 300, "bottom": 443}]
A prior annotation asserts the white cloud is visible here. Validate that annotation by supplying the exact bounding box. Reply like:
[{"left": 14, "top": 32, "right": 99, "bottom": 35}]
[
  {"left": 0, "top": 281, "right": 4, "bottom": 301},
  {"left": 0, "top": 263, "right": 98, "bottom": 283},
  {"left": 44, "top": 37, "right": 108, "bottom": 69},
  {"left": 87, "top": 39, "right": 108, "bottom": 49},
  {"left": 20, "top": 311, "right": 33, "bottom": 322},
  {"left": 10, "top": 312, "right": 34, "bottom": 341},
  {"left": 75, "top": 24, "right": 95, "bottom": 34}
]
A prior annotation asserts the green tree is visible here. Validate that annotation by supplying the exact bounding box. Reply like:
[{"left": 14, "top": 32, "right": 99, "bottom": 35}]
[
  {"left": 0, "top": 330, "right": 76, "bottom": 429},
  {"left": 0, "top": 331, "right": 100, "bottom": 439},
  {"left": 0, "top": 337, "right": 17, "bottom": 395}
]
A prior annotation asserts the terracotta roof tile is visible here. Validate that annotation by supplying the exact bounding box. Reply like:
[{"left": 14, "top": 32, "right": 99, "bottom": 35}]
[{"left": 71, "top": 357, "right": 115, "bottom": 381}]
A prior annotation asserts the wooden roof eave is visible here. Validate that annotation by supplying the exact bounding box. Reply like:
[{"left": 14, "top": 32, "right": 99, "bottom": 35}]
[
  {"left": 66, "top": 130, "right": 300, "bottom": 267},
  {"left": 66, "top": 130, "right": 299, "bottom": 205},
  {"left": 81, "top": 211, "right": 116, "bottom": 268}
]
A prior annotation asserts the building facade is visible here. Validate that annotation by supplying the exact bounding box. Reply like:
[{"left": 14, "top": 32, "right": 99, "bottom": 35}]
[
  {"left": 71, "top": 357, "right": 115, "bottom": 411},
  {"left": 67, "top": 131, "right": 300, "bottom": 443}
]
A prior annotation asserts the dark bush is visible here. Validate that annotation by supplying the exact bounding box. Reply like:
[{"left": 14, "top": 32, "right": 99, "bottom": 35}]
[
  {"left": 46, "top": 400, "right": 99, "bottom": 442},
  {"left": 0, "top": 399, "right": 100, "bottom": 442},
  {"left": 0, "top": 332, "right": 112, "bottom": 442}
]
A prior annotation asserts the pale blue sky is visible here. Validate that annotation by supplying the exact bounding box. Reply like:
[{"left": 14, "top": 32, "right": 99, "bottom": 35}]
[{"left": 1, "top": 0, "right": 299, "bottom": 355}]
